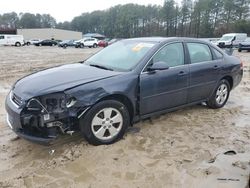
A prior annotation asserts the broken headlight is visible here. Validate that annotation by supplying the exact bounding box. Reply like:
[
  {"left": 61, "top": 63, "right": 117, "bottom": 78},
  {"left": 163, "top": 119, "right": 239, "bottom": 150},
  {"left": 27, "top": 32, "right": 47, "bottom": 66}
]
[{"left": 66, "top": 97, "right": 77, "bottom": 108}]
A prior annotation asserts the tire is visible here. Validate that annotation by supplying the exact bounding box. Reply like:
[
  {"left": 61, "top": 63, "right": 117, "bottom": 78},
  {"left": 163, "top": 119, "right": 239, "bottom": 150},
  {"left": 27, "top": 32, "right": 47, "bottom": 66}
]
[
  {"left": 15, "top": 42, "right": 21, "bottom": 47},
  {"left": 93, "top": 43, "right": 97, "bottom": 48},
  {"left": 80, "top": 44, "right": 84, "bottom": 48},
  {"left": 26, "top": 42, "right": 30, "bottom": 46},
  {"left": 207, "top": 79, "right": 230, "bottom": 109},
  {"left": 63, "top": 44, "right": 67, "bottom": 49},
  {"left": 39, "top": 43, "right": 42, "bottom": 46},
  {"left": 238, "top": 49, "right": 242, "bottom": 52},
  {"left": 79, "top": 100, "right": 130, "bottom": 145}
]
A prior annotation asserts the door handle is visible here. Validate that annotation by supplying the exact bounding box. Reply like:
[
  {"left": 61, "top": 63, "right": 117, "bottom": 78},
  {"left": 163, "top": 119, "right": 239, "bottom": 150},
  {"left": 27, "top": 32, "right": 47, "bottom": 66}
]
[
  {"left": 213, "top": 65, "right": 219, "bottom": 69},
  {"left": 178, "top": 71, "right": 187, "bottom": 76}
]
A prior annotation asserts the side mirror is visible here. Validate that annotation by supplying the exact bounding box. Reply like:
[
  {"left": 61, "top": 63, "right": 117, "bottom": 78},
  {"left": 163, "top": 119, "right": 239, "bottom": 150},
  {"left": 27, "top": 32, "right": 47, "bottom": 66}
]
[
  {"left": 148, "top": 61, "right": 169, "bottom": 71},
  {"left": 232, "top": 36, "right": 236, "bottom": 42}
]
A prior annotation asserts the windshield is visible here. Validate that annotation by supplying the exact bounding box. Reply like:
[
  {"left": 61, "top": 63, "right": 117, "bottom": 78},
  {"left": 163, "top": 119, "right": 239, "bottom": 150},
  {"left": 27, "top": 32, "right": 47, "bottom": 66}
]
[
  {"left": 85, "top": 40, "right": 156, "bottom": 71},
  {"left": 219, "top": 35, "right": 233, "bottom": 41}
]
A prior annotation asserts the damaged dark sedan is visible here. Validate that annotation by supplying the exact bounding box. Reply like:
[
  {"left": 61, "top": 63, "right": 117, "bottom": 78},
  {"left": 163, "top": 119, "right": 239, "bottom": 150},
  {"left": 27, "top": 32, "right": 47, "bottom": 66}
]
[{"left": 5, "top": 37, "right": 243, "bottom": 145}]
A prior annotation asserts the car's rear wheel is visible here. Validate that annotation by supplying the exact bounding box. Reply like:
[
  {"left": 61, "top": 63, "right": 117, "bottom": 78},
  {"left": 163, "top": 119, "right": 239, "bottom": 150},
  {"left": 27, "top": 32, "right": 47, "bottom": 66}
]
[
  {"left": 238, "top": 49, "right": 242, "bottom": 52},
  {"left": 80, "top": 44, "right": 84, "bottom": 48},
  {"left": 207, "top": 79, "right": 230, "bottom": 109},
  {"left": 79, "top": 100, "right": 130, "bottom": 145},
  {"left": 93, "top": 43, "right": 97, "bottom": 48}
]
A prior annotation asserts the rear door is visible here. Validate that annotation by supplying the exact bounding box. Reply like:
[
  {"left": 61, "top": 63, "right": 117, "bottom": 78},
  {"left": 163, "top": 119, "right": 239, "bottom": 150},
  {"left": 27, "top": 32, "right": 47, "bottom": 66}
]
[
  {"left": 140, "top": 42, "right": 189, "bottom": 115},
  {"left": 186, "top": 42, "right": 221, "bottom": 103}
]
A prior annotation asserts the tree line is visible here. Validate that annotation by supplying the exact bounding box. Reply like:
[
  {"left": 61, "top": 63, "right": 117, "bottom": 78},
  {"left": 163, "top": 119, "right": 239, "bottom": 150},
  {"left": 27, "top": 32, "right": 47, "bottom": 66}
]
[{"left": 1, "top": 0, "right": 250, "bottom": 38}]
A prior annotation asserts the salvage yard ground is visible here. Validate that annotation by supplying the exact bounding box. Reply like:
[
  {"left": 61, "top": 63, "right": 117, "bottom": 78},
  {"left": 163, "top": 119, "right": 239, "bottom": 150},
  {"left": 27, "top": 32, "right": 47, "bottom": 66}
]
[{"left": 0, "top": 46, "right": 250, "bottom": 188}]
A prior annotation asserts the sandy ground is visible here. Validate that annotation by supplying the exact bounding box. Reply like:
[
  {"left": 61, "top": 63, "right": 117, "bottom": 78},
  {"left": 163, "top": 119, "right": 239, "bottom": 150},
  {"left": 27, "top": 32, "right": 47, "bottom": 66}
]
[{"left": 0, "top": 46, "right": 249, "bottom": 188}]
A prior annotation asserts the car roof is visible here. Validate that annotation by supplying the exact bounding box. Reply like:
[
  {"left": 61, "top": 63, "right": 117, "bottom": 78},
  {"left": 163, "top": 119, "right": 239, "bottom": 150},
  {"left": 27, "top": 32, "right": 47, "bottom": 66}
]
[{"left": 124, "top": 37, "right": 209, "bottom": 44}]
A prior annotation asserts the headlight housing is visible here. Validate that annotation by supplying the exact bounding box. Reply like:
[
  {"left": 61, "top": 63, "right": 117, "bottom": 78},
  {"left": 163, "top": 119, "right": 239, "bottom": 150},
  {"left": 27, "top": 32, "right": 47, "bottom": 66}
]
[{"left": 66, "top": 97, "right": 77, "bottom": 108}]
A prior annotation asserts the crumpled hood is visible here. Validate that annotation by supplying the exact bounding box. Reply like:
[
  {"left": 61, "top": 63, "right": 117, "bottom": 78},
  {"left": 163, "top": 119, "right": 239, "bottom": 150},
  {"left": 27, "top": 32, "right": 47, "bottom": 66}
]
[{"left": 13, "top": 63, "right": 121, "bottom": 99}]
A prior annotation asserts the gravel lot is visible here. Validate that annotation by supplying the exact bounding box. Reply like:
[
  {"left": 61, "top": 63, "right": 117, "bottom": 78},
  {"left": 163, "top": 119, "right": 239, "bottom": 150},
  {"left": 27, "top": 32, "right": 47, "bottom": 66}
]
[{"left": 0, "top": 46, "right": 250, "bottom": 188}]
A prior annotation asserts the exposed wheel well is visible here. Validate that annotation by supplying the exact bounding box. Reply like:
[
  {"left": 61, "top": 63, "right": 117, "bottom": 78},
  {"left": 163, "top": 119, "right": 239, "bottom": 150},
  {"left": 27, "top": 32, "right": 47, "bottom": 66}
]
[
  {"left": 222, "top": 76, "right": 233, "bottom": 90},
  {"left": 98, "top": 94, "right": 134, "bottom": 123}
]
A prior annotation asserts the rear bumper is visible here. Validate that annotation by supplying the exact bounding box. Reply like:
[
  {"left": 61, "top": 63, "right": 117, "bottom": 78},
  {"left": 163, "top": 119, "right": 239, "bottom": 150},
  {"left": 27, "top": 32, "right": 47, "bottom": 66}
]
[{"left": 232, "top": 69, "right": 243, "bottom": 89}]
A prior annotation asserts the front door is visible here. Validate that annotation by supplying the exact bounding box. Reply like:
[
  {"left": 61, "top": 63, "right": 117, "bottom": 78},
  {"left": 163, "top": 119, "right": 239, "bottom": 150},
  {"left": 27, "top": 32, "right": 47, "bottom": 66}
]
[{"left": 140, "top": 42, "right": 189, "bottom": 115}]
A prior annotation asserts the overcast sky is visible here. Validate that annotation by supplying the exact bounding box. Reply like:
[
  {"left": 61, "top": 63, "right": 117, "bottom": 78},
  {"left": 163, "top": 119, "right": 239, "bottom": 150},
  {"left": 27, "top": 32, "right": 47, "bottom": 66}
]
[{"left": 0, "top": 0, "right": 181, "bottom": 22}]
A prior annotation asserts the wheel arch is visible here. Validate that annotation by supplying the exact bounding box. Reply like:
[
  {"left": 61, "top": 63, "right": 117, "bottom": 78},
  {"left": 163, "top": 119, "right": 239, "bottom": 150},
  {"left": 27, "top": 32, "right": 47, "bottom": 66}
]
[
  {"left": 96, "top": 94, "right": 134, "bottom": 124},
  {"left": 221, "top": 75, "right": 233, "bottom": 90}
]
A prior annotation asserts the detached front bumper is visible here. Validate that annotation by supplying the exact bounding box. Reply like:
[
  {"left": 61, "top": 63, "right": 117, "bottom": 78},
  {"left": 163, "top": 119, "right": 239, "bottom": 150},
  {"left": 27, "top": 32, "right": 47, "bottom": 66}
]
[{"left": 5, "top": 92, "right": 57, "bottom": 145}]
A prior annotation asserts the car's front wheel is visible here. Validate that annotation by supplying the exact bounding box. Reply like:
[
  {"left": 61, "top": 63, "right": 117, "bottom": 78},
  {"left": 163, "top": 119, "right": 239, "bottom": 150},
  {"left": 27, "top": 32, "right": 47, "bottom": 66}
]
[
  {"left": 80, "top": 100, "right": 130, "bottom": 145},
  {"left": 207, "top": 79, "right": 230, "bottom": 109}
]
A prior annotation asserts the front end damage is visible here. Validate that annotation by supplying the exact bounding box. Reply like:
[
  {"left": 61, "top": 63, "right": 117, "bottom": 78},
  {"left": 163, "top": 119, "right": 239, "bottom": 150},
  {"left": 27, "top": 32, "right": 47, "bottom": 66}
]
[{"left": 5, "top": 91, "right": 86, "bottom": 144}]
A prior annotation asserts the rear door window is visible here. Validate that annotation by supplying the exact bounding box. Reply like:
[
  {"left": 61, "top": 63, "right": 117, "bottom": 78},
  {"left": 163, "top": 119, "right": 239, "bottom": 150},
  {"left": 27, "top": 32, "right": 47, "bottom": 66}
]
[
  {"left": 0, "top": 36, "right": 4, "bottom": 39},
  {"left": 187, "top": 43, "right": 212, "bottom": 64}
]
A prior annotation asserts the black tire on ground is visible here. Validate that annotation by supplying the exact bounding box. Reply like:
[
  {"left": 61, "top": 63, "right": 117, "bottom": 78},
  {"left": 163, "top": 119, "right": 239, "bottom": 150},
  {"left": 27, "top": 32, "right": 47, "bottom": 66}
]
[
  {"left": 80, "top": 44, "right": 84, "bottom": 48},
  {"left": 238, "top": 49, "right": 242, "bottom": 52},
  {"left": 79, "top": 100, "right": 130, "bottom": 145},
  {"left": 63, "top": 44, "right": 67, "bottom": 48},
  {"left": 247, "top": 50, "right": 250, "bottom": 52},
  {"left": 93, "top": 43, "right": 97, "bottom": 48},
  {"left": 207, "top": 79, "right": 230, "bottom": 109},
  {"left": 39, "top": 43, "right": 42, "bottom": 46},
  {"left": 26, "top": 42, "right": 30, "bottom": 46},
  {"left": 15, "top": 42, "right": 21, "bottom": 47}
]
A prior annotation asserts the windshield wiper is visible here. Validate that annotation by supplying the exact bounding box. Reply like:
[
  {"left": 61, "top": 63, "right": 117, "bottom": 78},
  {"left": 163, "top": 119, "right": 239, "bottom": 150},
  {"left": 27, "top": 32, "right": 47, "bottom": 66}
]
[{"left": 89, "top": 64, "right": 113, "bottom": 71}]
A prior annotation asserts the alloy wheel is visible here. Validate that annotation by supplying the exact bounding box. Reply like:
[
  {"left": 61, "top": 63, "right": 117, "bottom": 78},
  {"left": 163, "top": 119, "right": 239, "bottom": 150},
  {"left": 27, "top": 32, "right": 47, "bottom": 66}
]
[{"left": 91, "top": 107, "right": 123, "bottom": 141}]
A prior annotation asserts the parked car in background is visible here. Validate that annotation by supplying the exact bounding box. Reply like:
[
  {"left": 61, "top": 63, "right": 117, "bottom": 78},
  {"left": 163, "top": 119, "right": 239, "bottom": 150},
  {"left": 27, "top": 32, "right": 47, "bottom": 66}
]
[
  {"left": 216, "top": 33, "right": 247, "bottom": 48},
  {"left": 34, "top": 40, "right": 58, "bottom": 46},
  {"left": 0, "top": 35, "right": 24, "bottom": 47},
  {"left": 5, "top": 37, "right": 243, "bottom": 145},
  {"left": 108, "top": 38, "right": 122, "bottom": 46},
  {"left": 75, "top": 38, "right": 99, "bottom": 48},
  {"left": 98, "top": 39, "right": 109, "bottom": 47},
  {"left": 58, "top": 40, "right": 76, "bottom": 48},
  {"left": 25, "top": 39, "right": 41, "bottom": 46},
  {"left": 238, "top": 38, "right": 250, "bottom": 52}
]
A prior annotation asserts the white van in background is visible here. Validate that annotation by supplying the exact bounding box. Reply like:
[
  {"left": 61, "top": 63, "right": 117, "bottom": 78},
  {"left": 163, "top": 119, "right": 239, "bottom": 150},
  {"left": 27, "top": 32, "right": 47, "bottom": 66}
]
[
  {"left": 0, "top": 35, "right": 24, "bottom": 46},
  {"left": 216, "top": 33, "right": 247, "bottom": 47}
]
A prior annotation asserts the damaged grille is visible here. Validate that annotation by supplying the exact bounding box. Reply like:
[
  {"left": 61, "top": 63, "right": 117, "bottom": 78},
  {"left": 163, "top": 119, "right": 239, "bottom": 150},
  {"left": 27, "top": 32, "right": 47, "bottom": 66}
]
[{"left": 11, "top": 92, "right": 23, "bottom": 107}]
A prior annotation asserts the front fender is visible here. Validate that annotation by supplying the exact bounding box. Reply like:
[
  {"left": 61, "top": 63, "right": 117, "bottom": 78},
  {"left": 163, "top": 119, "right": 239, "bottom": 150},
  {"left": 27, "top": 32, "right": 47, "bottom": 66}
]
[{"left": 65, "top": 73, "right": 139, "bottom": 116}]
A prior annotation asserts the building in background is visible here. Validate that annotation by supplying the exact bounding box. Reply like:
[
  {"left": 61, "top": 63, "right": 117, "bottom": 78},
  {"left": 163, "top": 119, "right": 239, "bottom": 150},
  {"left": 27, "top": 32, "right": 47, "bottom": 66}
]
[
  {"left": 17, "top": 28, "right": 82, "bottom": 40},
  {"left": 0, "top": 28, "right": 17, "bottom": 35}
]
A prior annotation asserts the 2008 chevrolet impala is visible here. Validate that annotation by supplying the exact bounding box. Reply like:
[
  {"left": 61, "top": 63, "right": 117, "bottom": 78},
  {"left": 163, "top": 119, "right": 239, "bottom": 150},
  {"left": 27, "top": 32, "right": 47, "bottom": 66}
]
[{"left": 5, "top": 37, "right": 243, "bottom": 145}]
